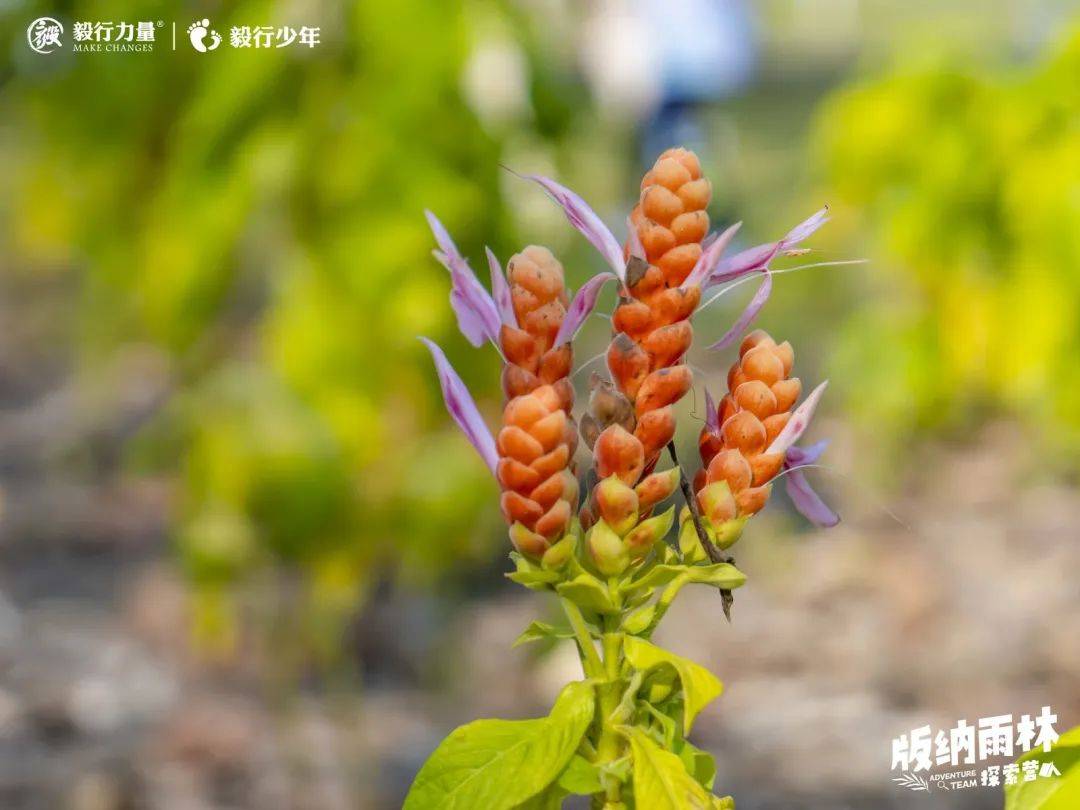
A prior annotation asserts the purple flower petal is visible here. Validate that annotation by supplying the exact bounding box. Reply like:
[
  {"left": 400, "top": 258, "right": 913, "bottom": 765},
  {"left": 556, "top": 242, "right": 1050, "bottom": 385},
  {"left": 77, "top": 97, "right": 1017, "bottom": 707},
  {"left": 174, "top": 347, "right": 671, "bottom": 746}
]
[
  {"left": 682, "top": 222, "right": 742, "bottom": 290},
  {"left": 449, "top": 288, "right": 492, "bottom": 347},
  {"left": 703, "top": 386, "right": 719, "bottom": 435},
  {"left": 420, "top": 337, "right": 498, "bottom": 476},
  {"left": 708, "top": 206, "right": 830, "bottom": 287},
  {"left": 785, "top": 469, "right": 840, "bottom": 527},
  {"left": 785, "top": 440, "right": 829, "bottom": 467},
  {"left": 626, "top": 215, "right": 645, "bottom": 262},
  {"left": 425, "top": 211, "right": 501, "bottom": 347},
  {"left": 767, "top": 380, "right": 828, "bottom": 456},
  {"left": 486, "top": 247, "right": 517, "bottom": 328},
  {"left": 523, "top": 174, "right": 625, "bottom": 281},
  {"left": 554, "top": 272, "right": 614, "bottom": 346},
  {"left": 707, "top": 270, "right": 772, "bottom": 351},
  {"left": 783, "top": 206, "right": 830, "bottom": 245}
]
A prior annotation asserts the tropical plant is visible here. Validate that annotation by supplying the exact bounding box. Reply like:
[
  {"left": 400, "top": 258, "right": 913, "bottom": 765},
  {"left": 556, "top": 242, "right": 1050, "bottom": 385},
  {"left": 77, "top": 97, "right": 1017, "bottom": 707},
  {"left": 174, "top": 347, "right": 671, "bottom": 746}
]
[{"left": 410, "top": 149, "right": 838, "bottom": 808}]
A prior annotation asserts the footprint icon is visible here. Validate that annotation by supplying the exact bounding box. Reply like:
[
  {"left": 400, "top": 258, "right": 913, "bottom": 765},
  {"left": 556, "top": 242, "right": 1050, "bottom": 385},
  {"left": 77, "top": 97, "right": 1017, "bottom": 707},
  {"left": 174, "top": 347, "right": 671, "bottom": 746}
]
[{"left": 187, "top": 19, "right": 221, "bottom": 52}]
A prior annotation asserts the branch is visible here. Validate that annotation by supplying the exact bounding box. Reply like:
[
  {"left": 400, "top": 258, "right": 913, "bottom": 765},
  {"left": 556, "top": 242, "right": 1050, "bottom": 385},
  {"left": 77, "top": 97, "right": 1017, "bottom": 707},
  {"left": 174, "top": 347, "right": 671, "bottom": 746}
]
[{"left": 666, "top": 441, "right": 736, "bottom": 621}]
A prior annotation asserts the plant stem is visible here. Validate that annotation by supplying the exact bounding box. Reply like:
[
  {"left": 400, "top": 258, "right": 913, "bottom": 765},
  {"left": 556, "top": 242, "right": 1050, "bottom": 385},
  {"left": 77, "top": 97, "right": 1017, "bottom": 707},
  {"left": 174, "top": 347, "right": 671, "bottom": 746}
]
[
  {"left": 561, "top": 596, "right": 604, "bottom": 679},
  {"left": 642, "top": 572, "right": 690, "bottom": 640},
  {"left": 595, "top": 619, "right": 626, "bottom": 809},
  {"left": 666, "top": 440, "right": 722, "bottom": 564},
  {"left": 667, "top": 440, "right": 736, "bottom": 620}
]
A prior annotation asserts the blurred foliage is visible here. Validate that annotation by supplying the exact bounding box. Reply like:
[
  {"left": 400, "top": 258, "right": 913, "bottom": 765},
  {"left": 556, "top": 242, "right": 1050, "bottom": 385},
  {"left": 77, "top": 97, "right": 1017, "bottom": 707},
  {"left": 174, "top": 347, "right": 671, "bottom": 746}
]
[
  {"left": 2, "top": 0, "right": 584, "bottom": 660},
  {"left": 815, "top": 26, "right": 1080, "bottom": 464}
]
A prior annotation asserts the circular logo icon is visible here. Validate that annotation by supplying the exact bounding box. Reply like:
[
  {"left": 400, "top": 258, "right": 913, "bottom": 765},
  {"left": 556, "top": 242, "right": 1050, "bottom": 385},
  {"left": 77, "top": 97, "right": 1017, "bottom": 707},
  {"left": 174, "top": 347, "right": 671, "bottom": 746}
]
[{"left": 27, "top": 17, "right": 64, "bottom": 54}]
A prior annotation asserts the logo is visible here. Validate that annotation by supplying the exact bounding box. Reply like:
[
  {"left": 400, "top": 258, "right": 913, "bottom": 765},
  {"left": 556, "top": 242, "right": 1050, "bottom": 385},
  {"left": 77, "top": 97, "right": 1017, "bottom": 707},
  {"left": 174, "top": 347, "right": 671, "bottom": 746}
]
[
  {"left": 73, "top": 21, "right": 160, "bottom": 52},
  {"left": 187, "top": 19, "right": 222, "bottom": 52},
  {"left": 25, "top": 16, "right": 319, "bottom": 55},
  {"left": 890, "top": 706, "right": 1062, "bottom": 795},
  {"left": 27, "top": 17, "right": 64, "bottom": 54}
]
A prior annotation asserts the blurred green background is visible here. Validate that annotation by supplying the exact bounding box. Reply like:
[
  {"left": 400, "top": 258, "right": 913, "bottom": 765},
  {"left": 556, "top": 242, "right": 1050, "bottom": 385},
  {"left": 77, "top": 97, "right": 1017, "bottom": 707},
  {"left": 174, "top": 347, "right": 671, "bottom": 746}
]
[{"left": 1, "top": 1, "right": 1078, "bottom": 808}]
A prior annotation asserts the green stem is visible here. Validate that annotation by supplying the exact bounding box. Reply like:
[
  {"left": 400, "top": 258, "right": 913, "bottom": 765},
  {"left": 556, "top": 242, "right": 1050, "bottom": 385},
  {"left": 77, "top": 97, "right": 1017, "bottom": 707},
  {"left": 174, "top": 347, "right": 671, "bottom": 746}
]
[
  {"left": 560, "top": 596, "right": 604, "bottom": 679},
  {"left": 595, "top": 620, "right": 626, "bottom": 809},
  {"left": 643, "top": 572, "right": 691, "bottom": 640}
]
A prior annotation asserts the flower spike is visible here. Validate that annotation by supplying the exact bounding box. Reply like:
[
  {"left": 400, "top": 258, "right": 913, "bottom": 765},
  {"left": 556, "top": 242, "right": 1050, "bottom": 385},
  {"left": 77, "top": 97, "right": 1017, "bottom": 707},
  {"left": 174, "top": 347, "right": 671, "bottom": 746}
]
[
  {"left": 596, "top": 147, "right": 712, "bottom": 473},
  {"left": 695, "top": 330, "right": 802, "bottom": 524},
  {"left": 420, "top": 337, "right": 498, "bottom": 475}
]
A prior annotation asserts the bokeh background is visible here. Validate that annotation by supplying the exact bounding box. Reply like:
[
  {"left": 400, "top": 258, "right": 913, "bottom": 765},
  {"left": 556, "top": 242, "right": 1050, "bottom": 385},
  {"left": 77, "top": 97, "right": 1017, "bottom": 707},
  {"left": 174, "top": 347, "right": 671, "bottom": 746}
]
[{"left": 2, "top": 0, "right": 1079, "bottom": 807}]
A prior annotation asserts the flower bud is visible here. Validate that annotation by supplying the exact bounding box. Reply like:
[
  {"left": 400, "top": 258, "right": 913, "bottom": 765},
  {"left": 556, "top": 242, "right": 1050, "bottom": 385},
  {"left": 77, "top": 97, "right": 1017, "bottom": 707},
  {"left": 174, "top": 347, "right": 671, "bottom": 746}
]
[
  {"left": 541, "top": 533, "right": 576, "bottom": 570},
  {"left": 594, "top": 424, "right": 645, "bottom": 486},
  {"left": 586, "top": 520, "right": 629, "bottom": 576},
  {"left": 633, "top": 405, "right": 676, "bottom": 462},
  {"left": 594, "top": 475, "right": 639, "bottom": 536},
  {"left": 607, "top": 333, "right": 651, "bottom": 401},
  {"left": 509, "top": 521, "right": 549, "bottom": 559},
  {"left": 635, "top": 467, "right": 681, "bottom": 512},
  {"left": 634, "top": 366, "right": 693, "bottom": 418},
  {"left": 678, "top": 509, "right": 708, "bottom": 564},
  {"left": 623, "top": 506, "right": 675, "bottom": 556},
  {"left": 735, "top": 484, "right": 771, "bottom": 517},
  {"left": 712, "top": 516, "right": 748, "bottom": 550},
  {"left": 697, "top": 480, "right": 737, "bottom": 526}
]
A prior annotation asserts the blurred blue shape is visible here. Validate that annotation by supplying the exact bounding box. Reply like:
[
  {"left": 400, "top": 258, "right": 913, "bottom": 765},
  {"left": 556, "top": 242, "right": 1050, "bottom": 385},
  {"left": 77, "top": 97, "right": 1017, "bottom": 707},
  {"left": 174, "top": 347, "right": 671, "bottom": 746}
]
[{"left": 640, "top": 0, "right": 757, "bottom": 163}]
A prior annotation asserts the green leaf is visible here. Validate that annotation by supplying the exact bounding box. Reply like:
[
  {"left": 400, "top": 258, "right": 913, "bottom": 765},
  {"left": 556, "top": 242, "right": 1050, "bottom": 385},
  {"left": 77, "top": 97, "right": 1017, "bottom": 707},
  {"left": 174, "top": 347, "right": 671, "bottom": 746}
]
[
  {"left": 513, "top": 784, "right": 566, "bottom": 809},
  {"left": 404, "top": 681, "right": 595, "bottom": 810},
  {"left": 555, "top": 574, "right": 618, "bottom": 614},
  {"left": 1005, "top": 725, "right": 1080, "bottom": 810},
  {"left": 557, "top": 754, "right": 603, "bottom": 795},
  {"left": 506, "top": 553, "right": 561, "bottom": 591},
  {"left": 629, "top": 563, "right": 745, "bottom": 592},
  {"left": 624, "top": 637, "right": 723, "bottom": 734},
  {"left": 623, "top": 604, "right": 656, "bottom": 635},
  {"left": 621, "top": 726, "right": 713, "bottom": 809},
  {"left": 602, "top": 756, "right": 632, "bottom": 784},
  {"left": 512, "top": 621, "right": 577, "bottom": 648},
  {"left": 679, "top": 740, "right": 717, "bottom": 790},
  {"left": 684, "top": 563, "right": 746, "bottom": 589},
  {"left": 679, "top": 516, "right": 708, "bottom": 564}
]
